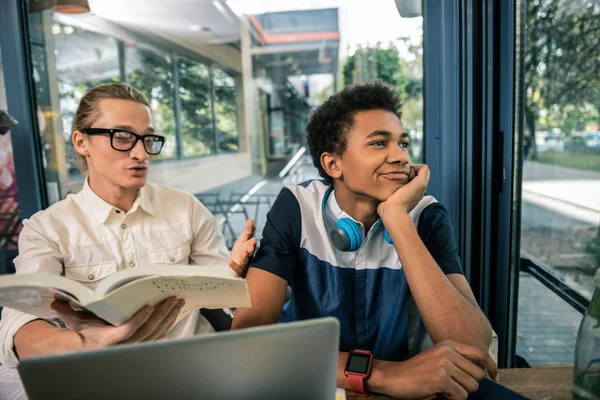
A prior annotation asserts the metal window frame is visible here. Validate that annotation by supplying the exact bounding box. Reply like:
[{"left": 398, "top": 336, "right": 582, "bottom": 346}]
[
  {"left": 520, "top": 258, "right": 590, "bottom": 315},
  {"left": 485, "top": 0, "right": 520, "bottom": 369},
  {"left": 208, "top": 65, "right": 219, "bottom": 154},
  {"left": 425, "top": 0, "right": 521, "bottom": 368},
  {"left": 422, "top": 0, "right": 462, "bottom": 245},
  {"left": 0, "top": 0, "right": 47, "bottom": 219}
]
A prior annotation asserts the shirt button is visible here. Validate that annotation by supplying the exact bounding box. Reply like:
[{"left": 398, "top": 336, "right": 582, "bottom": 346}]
[
  {"left": 115, "top": 210, "right": 121, "bottom": 214},
  {"left": 121, "top": 224, "right": 127, "bottom": 230},
  {"left": 88, "top": 274, "right": 95, "bottom": 281},
  {"left": 129, "top": 261, "right": 136, "bottom": 267},
  {"left": 169, "top": 257, "right": 175, "bottom": 262}
]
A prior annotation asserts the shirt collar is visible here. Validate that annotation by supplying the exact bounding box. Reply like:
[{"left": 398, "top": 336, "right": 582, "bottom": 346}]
[{"left": 81, "top": 178, "right": 155, "bottom": 225}]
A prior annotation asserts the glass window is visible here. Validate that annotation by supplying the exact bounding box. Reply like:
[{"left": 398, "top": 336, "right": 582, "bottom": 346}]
[
  {"left": 517, "top": 0, "right": 600, "bottom": 365},
  {"left": 54, "top": 23, "right": 121, "bottom": 177},
  {"left": 341, "top": 40, "right": 424, "bottom": 163},
  {"left": 125, "top": 43, "right": 177, "bottom": 159},
  {"left": 516, "top": 272, "right": 581, "bottom": 365},
  {"left": 177, "top": 56, "right": 214, "bottom": 157},
  {"left": 213, "top": 68, "right": 239, "bottom": 153},
  {"left": 20, "top": 2, "right": 424, "bottom": 252},
  {"left": 0, "top": 46, "right": 22, "bottom": 251},
  {"left": 28, "top": 13, "right": 122, "bottom": 202}
]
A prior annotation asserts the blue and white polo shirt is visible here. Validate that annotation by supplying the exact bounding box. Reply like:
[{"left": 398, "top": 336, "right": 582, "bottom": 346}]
[{"left": 251, "top": 180, "right": 463, "bottom": 362}]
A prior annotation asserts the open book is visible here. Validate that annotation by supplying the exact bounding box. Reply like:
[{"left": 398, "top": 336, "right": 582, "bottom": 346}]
[{"left": 0, "top": 265, "right": 250, "bottom": 326}]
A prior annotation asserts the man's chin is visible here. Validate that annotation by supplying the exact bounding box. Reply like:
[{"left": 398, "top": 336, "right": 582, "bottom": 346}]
[{"left": 120, "top": 177, "right": 147, "bottom": 190}]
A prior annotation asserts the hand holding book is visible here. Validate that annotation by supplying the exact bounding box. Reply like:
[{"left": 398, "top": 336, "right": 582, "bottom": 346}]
[{"left": 48, "top": 296, "right": 186, "bottom": 350}]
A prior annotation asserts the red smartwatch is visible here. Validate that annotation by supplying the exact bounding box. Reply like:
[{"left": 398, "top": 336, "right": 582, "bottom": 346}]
[{"left": 344, "top": 349, "right": 373, "bottom": 396}]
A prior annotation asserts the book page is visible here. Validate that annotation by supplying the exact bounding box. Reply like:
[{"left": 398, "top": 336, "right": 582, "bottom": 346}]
[
  {"left": 0, "top": 286, "right": 81, "bottom": 320},
  {"left": 95, "top": 264, "right": 240, "bottom": 296},
  {"left": 87, "top": 274, "right": 251, "bottom": 326}
]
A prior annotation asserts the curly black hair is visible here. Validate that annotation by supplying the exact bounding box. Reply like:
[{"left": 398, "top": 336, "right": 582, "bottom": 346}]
[{"left": 306, "top": 80, "right": 402, "bottom": 184}]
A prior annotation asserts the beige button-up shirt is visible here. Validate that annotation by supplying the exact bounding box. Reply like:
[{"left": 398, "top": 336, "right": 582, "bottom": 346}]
[{"left": 0, "top": 180, "right": 231, "bottom": 367}]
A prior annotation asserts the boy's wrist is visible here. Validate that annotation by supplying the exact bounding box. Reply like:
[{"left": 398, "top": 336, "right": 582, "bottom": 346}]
[
  {"left": 365, "top": 358, "right": 390, "bottom": 394},
  {"left": 382, "top": 212, "right": 413, "bottom": 235}
]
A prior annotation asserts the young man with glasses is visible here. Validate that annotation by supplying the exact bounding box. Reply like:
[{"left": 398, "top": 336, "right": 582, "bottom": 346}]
[{"left": 0, "top": 83, "right": 256, "bottom": 367}]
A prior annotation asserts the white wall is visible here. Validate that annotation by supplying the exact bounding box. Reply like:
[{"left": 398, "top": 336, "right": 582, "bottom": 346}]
[
  {"left": 148, "top": 152, "right": 252, "bottom": 194},
  {"left": 61, "top": 152, "right": 252, "bottom": 197}
]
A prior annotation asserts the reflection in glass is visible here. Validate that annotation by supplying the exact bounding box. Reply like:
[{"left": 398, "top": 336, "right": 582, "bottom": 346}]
[
  {"left": 0, "top": 46, "right": 22, "bottom": 250},
  {"left": 521, "top": 0, "right": 600, "bottom": 300},
  {"left": 516, "top": 273, "right": 580, "bottom": 365},
  {"left": 126, "top": 44, "right": 176, "bottom": 159},
  {"left": 213, "top": 68, "right": 239, "bottom": 153},
  {"left": 178, "top": 56, "right": 214, "bottom": 157},
  {"left": 517, "top": 0, "right": 600, "bottom": 366},
  {"left": 54, "top": 24, "right": 121, "bottom": 176}
]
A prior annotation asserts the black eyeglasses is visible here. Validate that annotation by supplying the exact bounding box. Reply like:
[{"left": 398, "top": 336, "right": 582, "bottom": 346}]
[{"left": 81, "top": 128, "right": 166, "bottom": 155}]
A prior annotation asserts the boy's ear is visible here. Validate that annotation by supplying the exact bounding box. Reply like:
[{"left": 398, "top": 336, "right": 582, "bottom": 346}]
[{"left": 320, "top": 152, "right": 342, "bottom": 180}]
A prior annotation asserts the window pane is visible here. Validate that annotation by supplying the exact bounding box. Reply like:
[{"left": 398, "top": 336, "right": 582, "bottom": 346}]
[
  {"left": 29, "top": 13, "right": 121, "bottom": 203},
  {"left": 213, "top": 68, "right": 239, "bottom": 153},
  {"left": 517, "top": 0, "right": 600, "bottom": 365},
  {"left": 55, "top": 24, "right": 120, "bottom": 178},
  {"left": 517, "top": 272, "right": 581, "bottom": 365},
  {"left": 125, "top": 43, "right": 176, "bottom": 159},
  {"left": 177, "top": 56, "right": 214, "bottom": 157},
  {"left": 0, "top": 46, "right": 22, "bottom": 251},
  {"left": 21, "top": 2, "right": 423, "bottom": 253},
  {"left": 521, "top": 0, "right": 599, "bottom": 301}
]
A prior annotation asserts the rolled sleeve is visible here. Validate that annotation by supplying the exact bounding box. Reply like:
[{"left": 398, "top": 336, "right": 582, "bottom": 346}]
[
  {"left": 251, "top": 188, "right": 301, "bottom": 283},
  {"left": 0, "top": 310, "right": 39, "bottom": 367},
  {"left": 0, "top": 214, "right": 64, "bottom": 366},
  {"left": 417, "top": 203, "right": 464, "bottom": 275}
]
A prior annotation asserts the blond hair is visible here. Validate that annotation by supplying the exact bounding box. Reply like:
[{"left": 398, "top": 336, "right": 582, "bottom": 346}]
[{"left": 72, "top": 83, "right": 150, "bottom": 173}]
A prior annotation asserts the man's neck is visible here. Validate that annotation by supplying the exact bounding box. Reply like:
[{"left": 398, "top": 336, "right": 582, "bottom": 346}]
[
  {"left": 88, "top": 175, "right": 138, "bottom": 213},
  {"left": 332, "top": 183, "right": 379, "bottom": 232}
]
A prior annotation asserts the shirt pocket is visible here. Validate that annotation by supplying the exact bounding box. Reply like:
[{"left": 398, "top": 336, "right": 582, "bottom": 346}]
[
  {"left": 64, "top": 261, "right": 118, "bottom": 284},
  {"left": 148, "top": 244, "right": 191, "bottom": 265}
]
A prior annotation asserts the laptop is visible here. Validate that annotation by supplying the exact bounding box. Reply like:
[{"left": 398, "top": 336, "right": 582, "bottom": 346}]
[{"left": 18, "top": 317, "right": 340, "bottom": 400}]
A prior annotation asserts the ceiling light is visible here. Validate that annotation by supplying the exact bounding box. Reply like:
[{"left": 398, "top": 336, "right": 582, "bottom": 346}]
[
  {"left": 53, "top": 0, "right": 90, "bottom": 14},
  {"left": 62, "top": 25, "right": 74, "bottom": 35},
  {"left": 52, "top": 23, "right": 62, "bottom": 35},
  {"left": 189, "top": 25, "right": 202, "bottom": 32}
]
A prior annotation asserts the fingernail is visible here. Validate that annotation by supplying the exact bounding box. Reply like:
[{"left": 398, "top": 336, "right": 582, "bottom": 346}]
[
  {"left": 178, "top": 299, "right": 186, "bottom": 308},
  {"left": 144, "top": 305, "right": 154, "bottom": 314},
  {"left": 168, "top": 298, "right": 178, "bottom": 306}
]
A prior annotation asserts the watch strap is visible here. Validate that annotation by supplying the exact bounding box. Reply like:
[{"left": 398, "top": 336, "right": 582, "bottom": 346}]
[{"left": 348, "top": 373, "right": 367, "bottom": 396}]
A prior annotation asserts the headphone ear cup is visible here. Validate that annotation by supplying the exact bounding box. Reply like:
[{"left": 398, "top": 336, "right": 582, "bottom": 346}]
[
  {"left": 329, "top": 227, "right": 350, "bottom": 252},
  {"left": 383, "top": 228, "right": 393, "bottom": 244},
  {"left": 336, "top": 218, "right": 362, "bottom": 252}
]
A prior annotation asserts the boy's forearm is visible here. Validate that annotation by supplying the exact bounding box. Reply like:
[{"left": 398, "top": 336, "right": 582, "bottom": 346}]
[
  {"left": 14, "top": 320, "right": 82, "bottom": 360},
  {"left": 231, "top": 307, "right": 280, "bottom": 330},
  {"left": 232, "top": 267, "right": 288, "bottom": 330},
  {"left": 387, "top": 214, "right": 492, "bottom": 351}
]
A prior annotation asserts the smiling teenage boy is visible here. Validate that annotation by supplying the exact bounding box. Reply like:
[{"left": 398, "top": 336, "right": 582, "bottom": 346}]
[{"left": 232, "top": 81, "right": 497, "bottom": 400}]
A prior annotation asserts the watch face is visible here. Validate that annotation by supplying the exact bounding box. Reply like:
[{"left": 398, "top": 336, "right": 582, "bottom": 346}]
[{"left": 346, "top": 352, "right": 371, "bottom": 374}]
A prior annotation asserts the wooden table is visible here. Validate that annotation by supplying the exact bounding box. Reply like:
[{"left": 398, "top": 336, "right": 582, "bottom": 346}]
[{"left": 347, "top": 367, "right": 573, "bottom": 400}]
